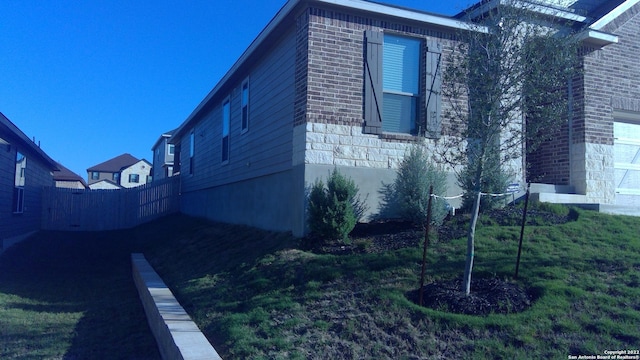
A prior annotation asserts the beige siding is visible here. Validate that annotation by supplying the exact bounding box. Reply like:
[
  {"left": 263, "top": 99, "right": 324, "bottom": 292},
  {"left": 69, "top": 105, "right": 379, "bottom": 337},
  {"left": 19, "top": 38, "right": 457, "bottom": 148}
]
[
  {"left": 181, "top": 29, "right": 297, "bottom": 193},
  {"left": 121, "top": 160, "right": 152, "bottom": 188}
]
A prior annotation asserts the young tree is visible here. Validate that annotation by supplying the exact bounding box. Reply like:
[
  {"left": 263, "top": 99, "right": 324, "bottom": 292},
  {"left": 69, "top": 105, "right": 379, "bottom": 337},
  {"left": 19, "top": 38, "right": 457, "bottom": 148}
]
[
  {"left": 437, "top": 2, "right": 581, "bottom": 294},
  {"left": 393, "top": 145, "right": 448, "bottom": 227}
]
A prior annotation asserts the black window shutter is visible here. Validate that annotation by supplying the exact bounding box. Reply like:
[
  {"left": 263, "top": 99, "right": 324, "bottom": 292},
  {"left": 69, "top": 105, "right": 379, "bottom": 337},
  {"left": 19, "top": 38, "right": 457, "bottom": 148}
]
[
  {"left": 425, "top": 40, "right": 442, "bottom": 138},
  {"left": 364, "top": 30, "right": 383, "bottom": 135}
]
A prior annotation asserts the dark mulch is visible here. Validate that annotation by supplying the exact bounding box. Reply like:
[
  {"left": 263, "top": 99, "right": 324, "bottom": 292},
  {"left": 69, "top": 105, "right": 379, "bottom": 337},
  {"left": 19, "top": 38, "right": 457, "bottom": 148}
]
[
  {"left": 302, "top": 219, "right": 422, "bottom": 255},
  {"left": 408, "top": 277, "right": 533, "bottom": 315}
]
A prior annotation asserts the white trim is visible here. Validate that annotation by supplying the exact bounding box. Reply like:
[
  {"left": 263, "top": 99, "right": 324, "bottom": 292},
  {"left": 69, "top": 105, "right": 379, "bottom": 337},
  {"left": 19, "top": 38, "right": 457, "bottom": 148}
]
[
  {"left": 383, "top": 89, "right": 418, "bottom": 97},
  {"left": 590, "top": 0, "right": 640, "bottom": 30},
  {"left": 319, "top": 0, "right": 487, "bottom": 32},
  {"left": 463, "top": 0, "right": 587, "bottom": 23},
  {"left": 615, "top": 137, "right": 640, "bottom": 146},
  {"left": 616, "top": 188, "right": 640, "bottom": 195},
  {"left": 575, "top": 29, "right": 619, "bottom": 46},
  {"left": 615, "top": 163, "right": 640, "bottom": 171}
]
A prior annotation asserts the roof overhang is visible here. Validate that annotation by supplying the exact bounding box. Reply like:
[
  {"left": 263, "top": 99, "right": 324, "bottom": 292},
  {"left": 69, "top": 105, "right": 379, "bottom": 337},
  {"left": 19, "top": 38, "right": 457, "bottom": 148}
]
[
  {"left": 590, "top": 0, "right": 640, "bottom": 30},
  {"left": 461, "top": 0, "right": 588, "bottom": 23},
  {"left": 151, "top": 132, "right": 173, "bottom": 151},
  {"left": 171, "top": 0, "right": 487, "bottom": 141},
  {"left": 576, "top": 28, "right": 619, "bottom": 46},
  {"left": 0, "top": 112, "right": 59, "bottom": 171}
]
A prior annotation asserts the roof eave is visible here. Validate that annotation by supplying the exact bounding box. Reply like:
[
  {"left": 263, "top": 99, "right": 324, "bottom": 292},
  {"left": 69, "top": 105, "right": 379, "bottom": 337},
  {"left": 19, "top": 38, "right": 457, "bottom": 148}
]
[
  {"left": 590, "top": 0, "right": 640, "bottom": 30},
  {"left": 577, "top": 28, "right": 619, "bottom": 47},
  {"left": 0, "top": 112, "right": 59, "bottom": 171},
  {"left": 461, "top": 0, "right": 587, "bottom": 23},
  {"left": 151, "top": 133, "right": 172, "bottom": 151},
  {"left": 172, "top": 0, "right": 487, "bottom": 141}
]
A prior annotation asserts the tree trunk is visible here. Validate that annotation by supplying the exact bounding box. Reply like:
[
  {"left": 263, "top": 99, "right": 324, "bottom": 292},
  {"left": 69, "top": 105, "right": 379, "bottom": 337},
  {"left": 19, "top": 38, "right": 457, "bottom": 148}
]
[{"left": 463, "top": 190, "right": 482, "bottom": 295}]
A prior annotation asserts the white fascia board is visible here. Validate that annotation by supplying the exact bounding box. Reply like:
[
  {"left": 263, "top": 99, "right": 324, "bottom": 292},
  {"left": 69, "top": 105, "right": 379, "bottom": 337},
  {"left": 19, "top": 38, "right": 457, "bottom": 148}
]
[
  {"left": 318, "top": 0, "right": 488, "bottom": 32},
  {"left": 516, "top": 0, "right": 587, "bottom": 22},
  {"left": 174, "top": 0, "right": 485, "bottom": 138},
  {"left": 464, "top": 0, "right": 587, "bottom": 23},
  {"left": 576, "top": 28, "right": 619, "bottom": 46},
  {"left": 590, "top": 0, "right": 640, "bottom": 30}
]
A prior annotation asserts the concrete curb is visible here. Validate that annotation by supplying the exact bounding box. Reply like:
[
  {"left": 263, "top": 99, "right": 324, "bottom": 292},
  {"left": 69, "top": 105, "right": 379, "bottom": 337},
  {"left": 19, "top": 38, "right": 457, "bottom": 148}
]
[{"left": 131, "top": 253, "right": 222, "bottom": 360}]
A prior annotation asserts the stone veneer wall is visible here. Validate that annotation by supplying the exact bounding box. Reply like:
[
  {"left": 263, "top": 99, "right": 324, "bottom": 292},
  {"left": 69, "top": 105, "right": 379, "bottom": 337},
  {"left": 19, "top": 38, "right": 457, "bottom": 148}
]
[
  {"left": 572, "top": 3, "right": 640, "bottom": 204},
  {"left": 293, "top": 122, "right": 463, "bottom": 221},
  {"left": 293, "top": 122, "right": 411, "bottom": 169}
]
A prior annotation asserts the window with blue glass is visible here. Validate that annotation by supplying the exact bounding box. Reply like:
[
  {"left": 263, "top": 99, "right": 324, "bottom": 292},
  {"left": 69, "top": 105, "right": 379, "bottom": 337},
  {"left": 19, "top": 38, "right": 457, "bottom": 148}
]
[
  {"left": 241, "top": 79, "right": 249, "bottom": 133},
  {"left": 382, "top": 34, "right": 421, "bottom": 134},
  {"left": 222, "top": 98, "right": 230, "bottom": 163},
  {"left": 13, "top": 151, "right": 26, "bottom": 213},
  {"left": 189, "top": 131, "right": 195, "bottom": 175}
]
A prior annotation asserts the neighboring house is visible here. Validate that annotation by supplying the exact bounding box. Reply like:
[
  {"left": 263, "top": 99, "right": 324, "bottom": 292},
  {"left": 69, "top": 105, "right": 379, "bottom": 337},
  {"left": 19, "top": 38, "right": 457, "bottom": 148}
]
[
  {"left": 169, "top": 0, "right": 639, "bottom": 236},
  {"left": 53, "top": 162, "right": 87, "bottom": 189},
  {"left": 88, "top": 179, "right": 122, "bottom": 190},
  {"left": 0, "top": 112, "right": 58, "bottom": 248},
  {"left": 151, "top": 129, "right": 176, "bottom": 181},
  {"left": 86, "top": 153, "right": 152, "bottom": 189}
]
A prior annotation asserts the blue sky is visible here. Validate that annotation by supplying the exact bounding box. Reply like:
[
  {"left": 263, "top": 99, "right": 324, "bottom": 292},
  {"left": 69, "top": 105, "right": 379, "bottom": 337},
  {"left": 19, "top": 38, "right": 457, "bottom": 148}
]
[{"left": 1, "top": 0, "right": 467, "bottom": 179}]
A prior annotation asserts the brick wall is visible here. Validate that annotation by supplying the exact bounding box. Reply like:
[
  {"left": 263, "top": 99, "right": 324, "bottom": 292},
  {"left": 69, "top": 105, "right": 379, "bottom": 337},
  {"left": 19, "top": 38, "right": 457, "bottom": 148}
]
[
  {"left": 528, "top": 2, "right": 640, "bottom": 201},
  {"left": 295, "top": 5, "right": 463, "bottom": 168}
]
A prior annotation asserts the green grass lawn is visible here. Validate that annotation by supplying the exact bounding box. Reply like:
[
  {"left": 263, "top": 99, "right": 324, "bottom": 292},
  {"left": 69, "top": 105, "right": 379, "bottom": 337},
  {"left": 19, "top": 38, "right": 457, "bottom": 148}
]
[
  {"left": 0, "top": 229, "right": 161, "bottom": 360},
  {"left": 139, "top": 208, "right": 640, "bottom": 359},
  {"left": 2, "top": 207, "right": 639, "bottom": 359}
]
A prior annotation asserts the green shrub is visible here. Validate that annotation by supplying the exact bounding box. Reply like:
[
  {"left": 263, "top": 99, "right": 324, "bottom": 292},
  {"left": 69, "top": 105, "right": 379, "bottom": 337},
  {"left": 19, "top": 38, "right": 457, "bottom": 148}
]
[
  {"left": 307, "top": 168, "right": 365, "bottom": 241},
  {"left": 393, "top": 145, "right": 448, "bottom": 227}
]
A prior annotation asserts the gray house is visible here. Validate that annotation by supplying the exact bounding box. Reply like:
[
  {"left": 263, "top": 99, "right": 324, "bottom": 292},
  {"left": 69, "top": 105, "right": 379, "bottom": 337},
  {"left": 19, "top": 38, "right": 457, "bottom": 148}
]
[
  {"left": 0, "top": 112, "right": 58, "bottom": 249},
  {"left": 151, "top": 129, "right": 176, "bottom": 181},
  {"left": 170, "top": 0, "right": 639, "bottom": 236}
]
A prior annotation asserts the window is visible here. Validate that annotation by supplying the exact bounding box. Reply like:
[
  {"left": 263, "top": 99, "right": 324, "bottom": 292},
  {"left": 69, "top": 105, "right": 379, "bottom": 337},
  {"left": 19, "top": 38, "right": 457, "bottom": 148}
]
[
  {"left": 13, "top": 151, "right": 25, "bottom": 213},
  {"left": 382, "top": 34, "right": 420, "bottom": 133},
  {"left": 241, "top": 79, "right": 249, "bottom": 133},
  {"left": 168, "top": 143, "right": 175, "bottom": 155},
  {"left": 112, "top": 172, "right": 120, "bottom": 183},
  {"left": 222, "top": 98, "right": 230, "bottom": 163},
  {"left": 363, "top": 31, "right": 442, "bottom": 137},
  {"left": 129, "top": 174, "right": 140, "bottom": 183},
  {"left": 189, "top": 131, "right": 195, "bottom": 175},
  {"left": 91, "top": 171, "right": 100, "bottom": 180}
]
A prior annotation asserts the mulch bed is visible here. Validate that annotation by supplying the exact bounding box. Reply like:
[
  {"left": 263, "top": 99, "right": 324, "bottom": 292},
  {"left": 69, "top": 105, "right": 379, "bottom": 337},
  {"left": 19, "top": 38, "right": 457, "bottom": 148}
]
[
  {"left": 302, "top": 219, "right": 422, "bottom": 255},
  {"left": 408, "top": 277, "right": 533, "bottom": 315}
]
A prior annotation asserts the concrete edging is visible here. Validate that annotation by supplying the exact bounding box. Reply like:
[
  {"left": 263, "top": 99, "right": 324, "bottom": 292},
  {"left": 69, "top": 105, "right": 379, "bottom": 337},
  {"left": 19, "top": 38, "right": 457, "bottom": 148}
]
[{"left": 131, "top": 253, "right": 222, "bottom": 360}]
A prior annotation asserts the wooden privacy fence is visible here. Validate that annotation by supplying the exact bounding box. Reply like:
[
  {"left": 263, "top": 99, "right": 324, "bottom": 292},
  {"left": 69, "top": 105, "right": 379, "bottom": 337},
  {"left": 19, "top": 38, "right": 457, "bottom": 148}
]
[{"left": 42, "top": 176, "right": 180, "bottom": 231}]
